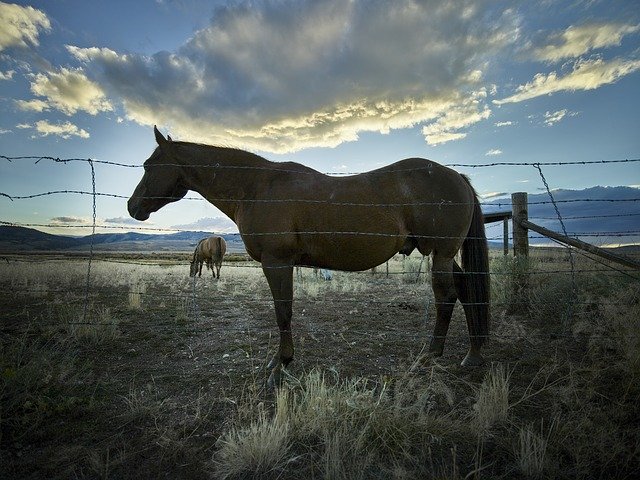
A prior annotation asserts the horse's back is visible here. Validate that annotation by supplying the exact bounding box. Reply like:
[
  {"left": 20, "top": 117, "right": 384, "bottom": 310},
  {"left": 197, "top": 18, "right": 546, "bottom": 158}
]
[{"left": 202, "top": 236, "right": 226, "bottom": 262}]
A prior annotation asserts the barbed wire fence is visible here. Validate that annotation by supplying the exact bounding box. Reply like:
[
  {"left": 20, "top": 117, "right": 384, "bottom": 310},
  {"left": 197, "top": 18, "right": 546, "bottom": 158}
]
[{"left": 1, "top": 155, "right": 639, "bottom": 345}]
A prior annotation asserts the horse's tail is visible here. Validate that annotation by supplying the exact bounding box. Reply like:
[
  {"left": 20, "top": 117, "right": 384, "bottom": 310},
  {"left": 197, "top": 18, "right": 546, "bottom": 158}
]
[{"left": 460, "top": 185, "right": 490, "bottom": 346}]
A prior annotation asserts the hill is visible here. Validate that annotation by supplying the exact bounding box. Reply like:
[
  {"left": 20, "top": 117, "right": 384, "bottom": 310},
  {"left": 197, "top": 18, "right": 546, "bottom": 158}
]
[{"left": 0, "top": 226, "right": 246, "bottom": 253}]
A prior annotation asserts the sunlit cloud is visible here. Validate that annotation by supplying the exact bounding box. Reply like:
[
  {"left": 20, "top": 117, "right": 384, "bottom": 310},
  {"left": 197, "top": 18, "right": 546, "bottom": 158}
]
[
  {"left": 533, "top": 23, "right": 640, "bottom": 63},
  {"left": 21, "top": 67, "right": 113, "bottom": 116},
  {"left": 485, "top": 149, "right": 503, "bottom": 156},
  {"left": 0, "top": 2, "right": 50, "bottom": 51},
  {"left": 23, "top": 120, "right": 90, "bottom": 139},
  {"left": 15, "top": 98, "right": 49, "bottom": 112},
  {"left": 494, "top": 57, "right": 640, "bottom": 105},
  {"left": 421, "top": 89, "right": 491, "bottom": 145},
  {"left": 494, "top": 121, "right": 514, "bottom": 127}
]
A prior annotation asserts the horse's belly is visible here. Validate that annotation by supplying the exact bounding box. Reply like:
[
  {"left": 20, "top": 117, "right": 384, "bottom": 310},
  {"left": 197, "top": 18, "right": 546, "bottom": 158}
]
[{"left": 301, "top": 234, "right": 405, "bottom": 271}]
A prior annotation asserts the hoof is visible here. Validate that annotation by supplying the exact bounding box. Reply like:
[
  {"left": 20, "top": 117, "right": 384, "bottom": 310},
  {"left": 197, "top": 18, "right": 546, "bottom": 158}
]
[{"left": 461, "top": 351, "right": 485, "bottom": 367}]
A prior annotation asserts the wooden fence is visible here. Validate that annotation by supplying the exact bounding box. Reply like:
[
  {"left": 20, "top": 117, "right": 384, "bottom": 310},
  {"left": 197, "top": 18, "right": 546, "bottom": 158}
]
[{"left": 487, "top": 192, "right": 640, "bottom": 271}]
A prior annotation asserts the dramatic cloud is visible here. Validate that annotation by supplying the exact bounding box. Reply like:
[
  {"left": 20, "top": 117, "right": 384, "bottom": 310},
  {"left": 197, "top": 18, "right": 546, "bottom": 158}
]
[
  {"left": 533, "top": 23, "right": 640, "bottom": 63},
  {"left": 20, "top": 67, "right": 113, "bottom": 115},
  {"left": 24, "top": 120, "right": 90, "bottom": 139},
  {"left": 171, "top": 216, "right": 237, "bottom": 233},
  {"left": 494, "top": 57, "right": 640, "bottom": 105},
  {"left": 0, "top": 2, "right": 50, "bottom": 51},
  {"left": 67, "top": 0, "right": 518, "bottom": 152}
]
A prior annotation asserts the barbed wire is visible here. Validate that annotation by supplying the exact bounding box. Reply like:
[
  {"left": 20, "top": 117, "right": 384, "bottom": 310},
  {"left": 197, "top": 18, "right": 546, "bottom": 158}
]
[
  {"left": 2, "top": 153, "right": 639, "bottom": 338},
  {"left": 3, "top": 154, "right": 640, "bottom": 172}
]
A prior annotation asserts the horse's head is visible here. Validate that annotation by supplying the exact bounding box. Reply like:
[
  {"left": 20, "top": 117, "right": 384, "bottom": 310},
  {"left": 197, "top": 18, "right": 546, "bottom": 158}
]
[
  {"left": 127, "top": 126, "right": 189, "bottom": 221},
  {"left": 189, "top": 260, "right": 198, "bottom": 277}
]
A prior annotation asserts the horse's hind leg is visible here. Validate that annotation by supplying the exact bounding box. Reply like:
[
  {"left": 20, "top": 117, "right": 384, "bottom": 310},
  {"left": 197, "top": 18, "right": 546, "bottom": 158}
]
[
  {"left": 453, "top": 261, "right": 485, "bottom": 366},
  {"left": 429, "top": 254, "right": 458, "bottom": 357},
  {"left": 262, "top": 258, "right": 294, "bottom": 388}
]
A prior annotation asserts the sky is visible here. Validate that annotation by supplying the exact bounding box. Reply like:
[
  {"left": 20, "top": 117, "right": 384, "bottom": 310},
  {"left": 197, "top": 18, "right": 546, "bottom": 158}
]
[{"left": 0, "top": 0, "right": 639, "bottom": 238}]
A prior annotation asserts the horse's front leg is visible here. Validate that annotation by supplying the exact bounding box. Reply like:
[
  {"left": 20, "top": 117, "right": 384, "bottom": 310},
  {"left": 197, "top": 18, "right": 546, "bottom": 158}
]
[
  {"left": 262, "top": 258, "right": 294, "bottom": 388},
  {"left": 198, "top": 261, "right": 203, "bottom": 277}
]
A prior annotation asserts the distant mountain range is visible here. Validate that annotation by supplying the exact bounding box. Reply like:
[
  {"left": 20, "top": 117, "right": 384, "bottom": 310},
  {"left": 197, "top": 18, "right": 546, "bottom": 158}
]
[
  {"left": 1, "top": 186, "right": 638, "bottom": 252},
  {"left": 0, "top": 227, "right": 246, "bottom": 253}
]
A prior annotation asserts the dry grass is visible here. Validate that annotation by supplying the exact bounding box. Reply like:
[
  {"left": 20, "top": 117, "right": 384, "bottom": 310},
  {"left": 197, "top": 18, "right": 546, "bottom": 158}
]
[{"left": 2, "top": 250, "right": 640, "bottom": 479}]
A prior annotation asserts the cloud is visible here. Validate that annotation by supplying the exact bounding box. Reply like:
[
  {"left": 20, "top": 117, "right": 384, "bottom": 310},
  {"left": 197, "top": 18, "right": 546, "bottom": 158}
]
[
  {"left": 67, "top": 0, "right": 518, "bottom": 152},
  {"left": 481, "top": 191, "right": 509, "bottom": 199},
  {"left": 494, "top": 120, "right": 514, "bottom": 127},
  {"left": 104, "top": 216, "right": 151, "bottom": 226},
  {"left": 421, "top": 89, "right": 491, "bottom": 145},
  {"left": 15, "top": 98, "right": 49, "bottom": 112},
  {"left": 23, "top": 120, "right": 90, "bottom": 139},
  {"left": 21, "top": 67, "right": 113, "bottom": 116},
  {"left": 171, "top": 216, "right": 237, "bottom": 233},
  {"left": 543, "top": 109, "right": 579, "bottom": 126},
  {"left": 485, "top": 149, "right": 503, "bottom": 156},
  {"left": 0, "top": 2, "right": 50, "bottom": 51},
  {"left": 0, "top": 128, "right": 11, "bottom": 134},
  {"left": 533, "top": 23, "right": 640, "bottom": 63},
  {"left": 51, "top": 216, "right": 91, "bottom": 225},
  {"left": 494, "top": 56, "right": 640, "bottom": 105},
  {"left": 0, "top": 69, "right": 15, "bottom": 80}
]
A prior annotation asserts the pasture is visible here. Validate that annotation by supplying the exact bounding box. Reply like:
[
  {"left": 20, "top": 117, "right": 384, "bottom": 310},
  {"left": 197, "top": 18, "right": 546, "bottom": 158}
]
[{"left": 1, "top": 249, "right": 639, "bottom": 479}]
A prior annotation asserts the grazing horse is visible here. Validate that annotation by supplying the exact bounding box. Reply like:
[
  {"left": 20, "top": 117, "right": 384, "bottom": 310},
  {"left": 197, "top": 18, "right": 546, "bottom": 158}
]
[
  {"left": 128, "top": 127, "right": 490, "bottom": 385},
  {"left": 190, "top": 236, "right": 227, "bottom": 278}
]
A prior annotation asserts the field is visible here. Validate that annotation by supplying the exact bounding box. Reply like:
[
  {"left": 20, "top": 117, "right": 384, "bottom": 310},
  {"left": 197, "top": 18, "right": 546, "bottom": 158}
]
[{"left": 1, "top": 249, "right": 639, "bottom": 479}]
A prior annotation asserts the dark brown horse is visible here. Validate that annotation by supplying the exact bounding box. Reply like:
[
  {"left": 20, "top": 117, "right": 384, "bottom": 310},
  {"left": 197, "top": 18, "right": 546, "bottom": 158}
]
[
  {"left": 190, "top": 236, "right": 227, "bottom": 278},
  {"left": 128, "top": 127, "right": 490, "bottom": 385}
]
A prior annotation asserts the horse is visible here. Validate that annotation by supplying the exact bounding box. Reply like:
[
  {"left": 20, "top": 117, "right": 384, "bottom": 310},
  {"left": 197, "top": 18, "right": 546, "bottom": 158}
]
[
  {"left": 128, "top": 127, "right": 490, "bottom": 386},
  {"left": 190, "top": 236, "right": 227, "bottom": 278}
]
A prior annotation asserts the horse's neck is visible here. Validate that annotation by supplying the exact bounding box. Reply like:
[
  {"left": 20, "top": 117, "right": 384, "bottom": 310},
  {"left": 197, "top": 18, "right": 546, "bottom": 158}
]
[{"left": 179, "top": 145, "right": 269, "bottom": 220}]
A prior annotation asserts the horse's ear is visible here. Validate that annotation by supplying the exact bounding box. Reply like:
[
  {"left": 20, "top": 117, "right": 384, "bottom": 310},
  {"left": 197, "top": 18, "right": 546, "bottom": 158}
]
[{"left": 154, "top": 125, "right": 168, "bottom": 146}]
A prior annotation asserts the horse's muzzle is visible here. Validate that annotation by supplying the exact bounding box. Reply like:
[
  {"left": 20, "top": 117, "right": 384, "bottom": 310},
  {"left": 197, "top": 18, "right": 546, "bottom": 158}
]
[{"left": 127, "top": 198, "right": 150, "bottom": 221}]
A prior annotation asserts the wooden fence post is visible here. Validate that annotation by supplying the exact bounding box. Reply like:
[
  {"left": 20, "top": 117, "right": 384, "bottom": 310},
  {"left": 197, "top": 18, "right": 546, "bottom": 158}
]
[
  {"left": 512, "top": 192, "right": 529, "bottom": 258},
  {"left": 510, "top": 192, "right": 529, "bottom": 312}
]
